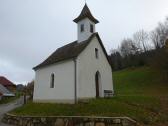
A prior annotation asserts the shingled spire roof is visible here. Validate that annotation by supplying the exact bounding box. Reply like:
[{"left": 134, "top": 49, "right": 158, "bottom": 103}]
[{"left": 73, "top": 4, "right": 99, "bottom": 24}]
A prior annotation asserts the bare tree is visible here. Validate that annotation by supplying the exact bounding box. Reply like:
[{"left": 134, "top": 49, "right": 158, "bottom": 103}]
[
  {"left": 133, "top": 30, "right": 149, "bottom": 52},
  {"left": 150, "top": 30, "right": 160, "bottom": 49},
  {"left": 150, "top": 18, "right": 168, "bottom": 49},
  {"left": 120, "top": 38, "right": 138, "bottom": 56},
  {"left": 110, "top": 49, "right": 118, "bottom": 55},
  {"left": 26, "top": 81, "right": 34, "bottom": 100}
]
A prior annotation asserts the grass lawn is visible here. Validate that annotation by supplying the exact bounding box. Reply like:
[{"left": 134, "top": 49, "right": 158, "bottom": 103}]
[
  {"left": 113, "top": 67, "right": 168, "bottom": 95},
  {"left": 0, "top": 92, "right": 21, "bottom": 104},
  {"left": 0, "top": 97, "right": 18, "bottom": 104},
  {"left": 10, "top": 67, "right": 168, "bottom": 125}
]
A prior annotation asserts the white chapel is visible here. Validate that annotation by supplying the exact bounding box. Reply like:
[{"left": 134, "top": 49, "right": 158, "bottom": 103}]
[{"left": 33, "top": 4, "right": 114, "bottom": 104}]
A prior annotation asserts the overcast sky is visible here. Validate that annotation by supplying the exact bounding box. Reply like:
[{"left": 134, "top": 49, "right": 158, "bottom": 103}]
[{"left": 0, "top": 0, "right": 168, "bottom": 84}]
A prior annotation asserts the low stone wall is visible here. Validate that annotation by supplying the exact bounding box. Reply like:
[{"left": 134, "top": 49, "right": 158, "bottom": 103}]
[{"left": 2, "top": 113, "right": 137, "bottom": 126}]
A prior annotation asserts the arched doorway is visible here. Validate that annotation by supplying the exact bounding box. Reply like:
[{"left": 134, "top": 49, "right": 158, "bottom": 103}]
[{"left": 95, "top": 71, "right": 100, "bottom": 98}]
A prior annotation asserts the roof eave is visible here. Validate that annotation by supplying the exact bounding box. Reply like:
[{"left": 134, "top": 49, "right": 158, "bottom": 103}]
[
  {"left": 33, "top": 56, "right": 77, "bottom": 71},
  {"left": 73, "top": 17, "right": 99, "bottom": 24}
]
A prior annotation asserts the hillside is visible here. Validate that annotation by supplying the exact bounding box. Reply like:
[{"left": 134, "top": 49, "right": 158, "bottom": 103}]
[
  {"left": 113, "top": 67, "right": 168, "bottom": 125},
  {"left": 11, "top": 67, "right": 168, "bottom": 126},
  {"left": 113, "top": 67, "right": 168, "bottom": 96}
]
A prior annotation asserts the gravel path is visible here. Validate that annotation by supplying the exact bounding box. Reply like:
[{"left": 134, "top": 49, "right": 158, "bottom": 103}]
[{"left": 0, "top": 97, "right": 24, "bottom": 126}]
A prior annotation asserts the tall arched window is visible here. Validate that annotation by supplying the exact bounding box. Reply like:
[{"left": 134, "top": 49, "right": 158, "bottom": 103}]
[
  {"left": 95, "top": 48, "right": 99, "bottom": 59},
  {"left": 50, "top": 73, "right": 54, "bottom": 88},
  {"left": 90, "top": 24, "right": 94, "bottom": 33},
  {"left": 95, "top": 71, "right": 100, "bottom": 98},
  {"left": 81, "top": 24, "right": 84, "bottom": 32}
]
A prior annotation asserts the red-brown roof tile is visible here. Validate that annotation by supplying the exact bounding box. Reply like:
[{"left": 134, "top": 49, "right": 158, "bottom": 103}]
[{"left": 0, "top": 76, "right": 16, "bottom": 87}]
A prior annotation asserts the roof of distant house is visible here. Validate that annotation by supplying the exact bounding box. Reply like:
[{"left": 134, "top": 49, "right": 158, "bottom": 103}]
[
  {"left": 33, "top": 33, "right": 111, "bottom": 70},
  {"left": 0, "top": 76, "right": 16, "bottom": 87}
]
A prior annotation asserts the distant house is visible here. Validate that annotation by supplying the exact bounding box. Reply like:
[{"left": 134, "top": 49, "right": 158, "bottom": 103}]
[
  {"left": 0, "top": 76, "right": 16, "bottom": 93},
  {"left": 0, "top": 84, "right": 15, "bottom": 100},
  {"left": 33, "top": 4, "right": 114, "bottom": 104}
]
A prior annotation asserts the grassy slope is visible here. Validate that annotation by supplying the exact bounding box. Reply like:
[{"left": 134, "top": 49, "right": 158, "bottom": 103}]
[
  {"left": 11, "top": 67, "right": 168, "bottom": 125},
  {"left": 113, "top": 67, "right": 168, "bottom": 95},
  {"left": 113, "top": 67, "right": 168, "bottom": 125}
]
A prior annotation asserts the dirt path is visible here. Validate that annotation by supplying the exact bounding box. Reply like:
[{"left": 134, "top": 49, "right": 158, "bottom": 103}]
[{"left": 0, "top": 97, "right": 24, "bottom": 126}]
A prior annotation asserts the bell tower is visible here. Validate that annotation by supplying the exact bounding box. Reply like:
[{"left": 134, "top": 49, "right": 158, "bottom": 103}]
[{"left": 73, "top": 4, "right": 99, "bottom": 42}]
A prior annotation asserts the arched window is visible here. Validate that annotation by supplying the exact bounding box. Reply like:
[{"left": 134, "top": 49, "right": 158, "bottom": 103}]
[
  {"left": 50, "top": 73, "right": 54, "bottom": 88},
  {"left": 95, "top": 48, "right": 99, "bottom": 59},
  {"left": 95, "top": 71, "right": 100, "bottom": 98},
  {"left": 81, "top": 24, "right": 84, "bottom": 32},
  {"left": 90, "top": 24, "right": 94, "bottom": 33}
]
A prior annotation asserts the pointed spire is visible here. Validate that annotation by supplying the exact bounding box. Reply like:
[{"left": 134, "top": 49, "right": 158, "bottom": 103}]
[{"left": 73, "top": 4, "right": 99, "bottom": 24}]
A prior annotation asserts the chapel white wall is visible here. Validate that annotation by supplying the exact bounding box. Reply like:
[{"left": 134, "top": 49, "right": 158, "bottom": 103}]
[
  {"left": 77, "top": 36, "right": 113, "bottom": 99},
  {"left": 33, "top": 60, "right": 75, "bottom": 103}
]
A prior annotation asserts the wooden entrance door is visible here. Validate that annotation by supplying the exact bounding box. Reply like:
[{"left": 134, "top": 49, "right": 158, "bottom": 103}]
[{"left": 95, "top": 72, "right": 99, "bottom": 98}]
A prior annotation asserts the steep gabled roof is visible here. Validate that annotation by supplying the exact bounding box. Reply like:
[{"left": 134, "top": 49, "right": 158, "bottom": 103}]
[
  {"left": 33, "top": 33, "right": 111, "bottom": 70},
  {"left": 73, "top": 4, "right": 99, "bottom": 24},
  {"left": 0, "top": 76, "right": 16, "bottom": 87}
]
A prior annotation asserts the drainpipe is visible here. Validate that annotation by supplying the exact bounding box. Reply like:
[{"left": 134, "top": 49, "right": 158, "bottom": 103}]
[{"left": 73, "top": 58, "right": 77, "bottom": 104}]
